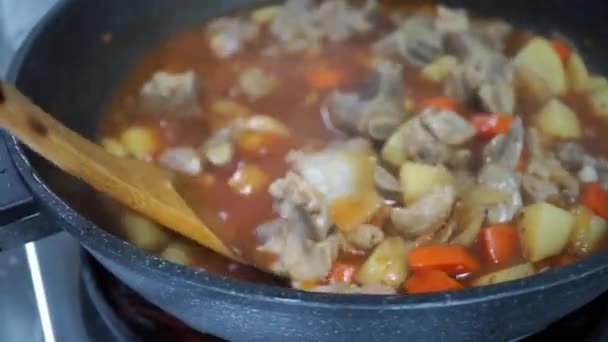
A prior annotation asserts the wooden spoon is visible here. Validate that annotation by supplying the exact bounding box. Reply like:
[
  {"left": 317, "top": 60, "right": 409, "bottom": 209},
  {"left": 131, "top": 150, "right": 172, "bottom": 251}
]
[{"left": 0, "top": 80, "right": 240, "bottom": 262}]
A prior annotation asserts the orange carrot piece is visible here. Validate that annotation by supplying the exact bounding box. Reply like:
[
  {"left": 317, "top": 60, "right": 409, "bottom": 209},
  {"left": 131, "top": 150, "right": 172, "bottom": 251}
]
[
  {"left": 420, "top": 96, "right": 459, "bottom": 112},
  {"left": 581, "top": 182, "right": 608, "bottom": 219},
  {"left": 480, "top": 225, "right": 519, "bottom": 265},
  {"left": 470, "top": 113, "right": 513, "bottom": 138},
  {"left": 327, "top": 261, "right": 358, "bottom": 283},
  {"left": 551, "top": 39, "right": 570, "bottom": 64},
  {"left": 408, "top": 245, "right": 481, "bottom": 276},
  {"left": 405, "top": 270, "right": 463, "bottom": 294},
  {"left": 308, "top": 68, "right": 345, "bottom": 89}
]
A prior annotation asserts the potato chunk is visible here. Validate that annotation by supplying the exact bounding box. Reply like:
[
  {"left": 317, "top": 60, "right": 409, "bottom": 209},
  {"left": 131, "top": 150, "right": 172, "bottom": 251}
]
[
  {"left": 518, "top": 202, "right": 574, "bottom": 262},
  {"left": 120, "top": 126, "right": 160, "bottom": 160},
  {"left": 381, "top": 122, "right": 409, "bottom": 167},
  {"left": 566, "top": 52, "right": 589, "bottom": 93},
  {"left": 514, "top": 37, "right": 566, "bottom": 95},
  {"left": 588, "top": 87, "right": 608, "bottom": 119},
  {"left": 400, "top": 162, "right": 453, "bottom": 205},
  {"left": 356, "top": 237, "right": 411, "bottom": 288},
  {"left": 473, "top": 263, "right": 535, "bottom": 286},
  {"left": 122, "top": 213, "right": 170, "bottom": 252},
  {"left": 420, "top": 55, "right": 458, "bottom": 83},
  {"left": 569, "top": 205, "right": 608, "bottom": 256},
  {"left": 534, "top": 99, "right": 582, "bottom": 139}
]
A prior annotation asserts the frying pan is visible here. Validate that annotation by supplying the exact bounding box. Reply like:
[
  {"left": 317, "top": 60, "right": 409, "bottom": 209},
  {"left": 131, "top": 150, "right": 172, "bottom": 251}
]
[{"left": 2, "top": 0, "right": 608, "bottom": 340}]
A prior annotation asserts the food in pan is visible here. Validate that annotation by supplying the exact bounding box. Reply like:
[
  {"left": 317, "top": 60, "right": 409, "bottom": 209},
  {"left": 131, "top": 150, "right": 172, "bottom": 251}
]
[{"left": 99, "top": 0, "right": 608, "bottom": 294}]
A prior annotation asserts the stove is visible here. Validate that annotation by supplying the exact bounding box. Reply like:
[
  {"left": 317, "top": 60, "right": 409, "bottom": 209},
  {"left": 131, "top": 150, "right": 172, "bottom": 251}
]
[{"left": 2, "top": 1, "right": 608, "bottom": 341}]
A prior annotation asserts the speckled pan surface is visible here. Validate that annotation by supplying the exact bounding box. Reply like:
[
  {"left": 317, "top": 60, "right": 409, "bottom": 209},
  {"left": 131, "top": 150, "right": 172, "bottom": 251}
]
[{"left": 4, "top": 0, "right": 608, "bottom": 341}]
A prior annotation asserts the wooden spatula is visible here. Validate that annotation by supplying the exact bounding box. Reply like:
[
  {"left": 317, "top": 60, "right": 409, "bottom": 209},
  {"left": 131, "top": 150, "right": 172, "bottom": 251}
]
[{"left": 0, "top": 80, "right": 240, "bottom": 262}]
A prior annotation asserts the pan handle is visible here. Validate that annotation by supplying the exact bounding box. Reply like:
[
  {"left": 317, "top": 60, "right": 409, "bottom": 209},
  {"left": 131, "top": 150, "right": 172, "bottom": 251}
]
[{"left": 0, "top": 131, "right": 58, "bottom": 251}]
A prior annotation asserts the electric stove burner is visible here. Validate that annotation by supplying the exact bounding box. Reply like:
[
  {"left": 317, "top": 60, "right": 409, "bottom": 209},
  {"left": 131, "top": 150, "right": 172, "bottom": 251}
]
[{"left": 80, "top": 251, "right": 608, "bottom": 342}]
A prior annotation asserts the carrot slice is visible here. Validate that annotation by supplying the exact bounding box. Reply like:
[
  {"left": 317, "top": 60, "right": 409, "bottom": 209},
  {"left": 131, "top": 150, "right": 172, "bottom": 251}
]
[
  {"left": 470, "top": 113, "right": 513, "bottom": 138},
  {"left": 551, "top": 39, "right": 570, "bottom": 64},
  {"left": 327, "top": 261, "right": 358, "bottom": 283},
  {"left": 408, "top": 245, "right": 481, "bottom": 276},
  {"left": 405, "top": 270, "right": 463, "bottom": 294},
  {"left": 420, "top": 96, "right": 459, "bottom": 112},
  {"left": 480, "top": 225, "right": 519, "bottom": 265},
  {"left": 581, "top": 182, "right": 608, "bottom": 219},
  {"left": 308, "top": 68, "right": 345, "bottom": 89}
]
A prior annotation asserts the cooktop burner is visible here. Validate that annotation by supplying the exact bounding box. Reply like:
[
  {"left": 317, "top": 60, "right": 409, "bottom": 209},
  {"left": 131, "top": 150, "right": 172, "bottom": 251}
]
[{"left": 78, "top": 251, "right": 608, "bottom": 342}]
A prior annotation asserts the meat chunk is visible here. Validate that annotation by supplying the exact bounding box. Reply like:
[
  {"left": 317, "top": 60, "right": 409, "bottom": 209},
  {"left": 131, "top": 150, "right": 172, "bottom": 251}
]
[
  {"left": 206, "top": 17, "right": 259, "bottom": 58},
  {"left": 436, "top": 6, "right": 469, "bottom": 34},
  {"left": 522, "top": 173, "right": 559, "bottom": 202},
  {"left": 385, "top": 108, "right": 474, "bottom": 166},
  {"left": 556, "top": 142, "right": 586, "bottom": 171},
  {"left": 158, "top": 147, "right": 203, "bottom": 176},
  {"left": 270, "top": 0, "right": 376, "bottom": 53},
  {"left": 483, "top": 117, "right": 524, "bottom": 169},
  {"left": 269, "top": 171, "right": 331, "bottom": 239},
  {"left": 374, "top": 15, "right": 443, "bottom": 67},
  {"left": 391, "top": 185, "right": 456, "bottom": 237},
  {"left": 478, "top": 164, "right": 522, "bottom": 224},
  {"left": 324, "top": 61, "right": 406, "bottom": 140},
  {"left": 257, "top": 214, "right": 339, "bottom": 281},
  {"left": 236, "top": 67, "right": 276, "bottom": 101},
  {"left": 472, "top": 20, "right": 512, "bottom": 51},
  {"left": 316, "top": 0, "right": 377, "bottom": 42},
  {"left": 420, "top": 107, "right": 476, "bottom": 145},
  {"left": 139, "top": 70, "right": 201, "bottom": 117},
  {"left": 445, "top": 49, "right": 515, "bottom": 113},
  {"left": 525, "top": 128, "right": 580, "bottom": 198}
]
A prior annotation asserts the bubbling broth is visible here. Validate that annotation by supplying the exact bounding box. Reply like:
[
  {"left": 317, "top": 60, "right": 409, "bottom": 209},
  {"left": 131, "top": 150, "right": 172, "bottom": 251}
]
[{"left": 100, "top": 0, "right": 608, "bottom": 294}]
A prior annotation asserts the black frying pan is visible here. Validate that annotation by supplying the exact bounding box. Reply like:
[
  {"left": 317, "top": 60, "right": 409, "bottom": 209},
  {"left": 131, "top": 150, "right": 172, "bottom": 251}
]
[{"left": 2, "top": 0, "right": 608, "bottom": 340}]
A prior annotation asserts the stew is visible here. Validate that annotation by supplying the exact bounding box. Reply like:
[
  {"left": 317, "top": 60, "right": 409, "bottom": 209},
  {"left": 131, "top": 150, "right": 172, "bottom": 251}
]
[{"left": 98, "top": 0, "right": 608, "bottom": 294}]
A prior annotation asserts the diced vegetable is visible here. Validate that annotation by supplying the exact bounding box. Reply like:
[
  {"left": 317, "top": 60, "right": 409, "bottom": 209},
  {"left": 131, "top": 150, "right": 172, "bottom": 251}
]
[
  {"left": 470, "top": 113, "right": 513, "bottom": 138},
  {"left": 408, "top": 245, "right": 480, "bottom": 276},
  {"left": 551, "top": 39, "right": 571, "bottom": 64},
  {"left": 472, "top": 263, "right": 535, "bottom": 286},
  {"left": 211, "top": 99, "right": 252, "bottom": 124},
  {"left": 405, "top": 270, "right": 462, "bottom": 294},
  {"left": 513, "top": 66, "right": 552, "bottom": 110},
  {"left": 566, "top": 53, "right": 589, "bottom": 93},
  {"left": 100, "top": 138, "right": 127, "bottom": 158},
  {"left": 327, "top": 261, "right": 358, "bottom": 283},
  {"left": 514, "top": 37, "right": 567, "bottom": 95},
  {"left": 205, "top": 142, "right": 235, "bottom": 166},
  {"left": 122, "top": 213, "right": 170, "bottom": 252},
  {"left": 120, "top": 126, "right": 160, "bottom": 160},
  {"left": 356, "top": 237, "right": 410, "bottom": 288},
  {"left": 420, "top": 55, "right": 458, "bottom": 83},
  {"left": 569, "top": 205, "right": 608, "bottom": 256},
  {"left": 237, "top": 131, "right": 288, "bottom": 159},
  {"left": 250, "top": 5, "right": 280, "bottom": 24},
  {"left": 228, "top": 164, "right": 269, "bottom": 195},
  {"left": 587, "top": 87, "right": 608, "bottom": 119},
  {"left": 308, "top": 68, "right": 345, "bottom": 89},
  {"left": 399, "top": 162, "right": 453, "bottom": 205},
  {"left": 420, "top": 96, "right": 459, "bottom": 112},
  {"left": 242, "top": 115, "right": 290, "bottom": 135},
  {"left": 381, "top": 122, "right": 409, "bottom": 167},
  {"left": 518, "top": 202, "right": 574, "bottom": 262},
  {"left": 160, "top": 242, "right": 194, "bottom": 266},
  {"left": 451, "top": 204, "right": 485, "bottom": 247},
  {"left": 534, "top": 99, "right": 582, "bottom": 139},
  {"left": 480, "top": 225, "right": 519, "bottom": 264},
  {"left": 585, "top": 76, "right": 608, "bottom": 93},
  {"left": 228, "top": 165, "right": 266, "bottom": 194},
  {"left": 581, "top": 182, "right": 608, "bottom": 219}
]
